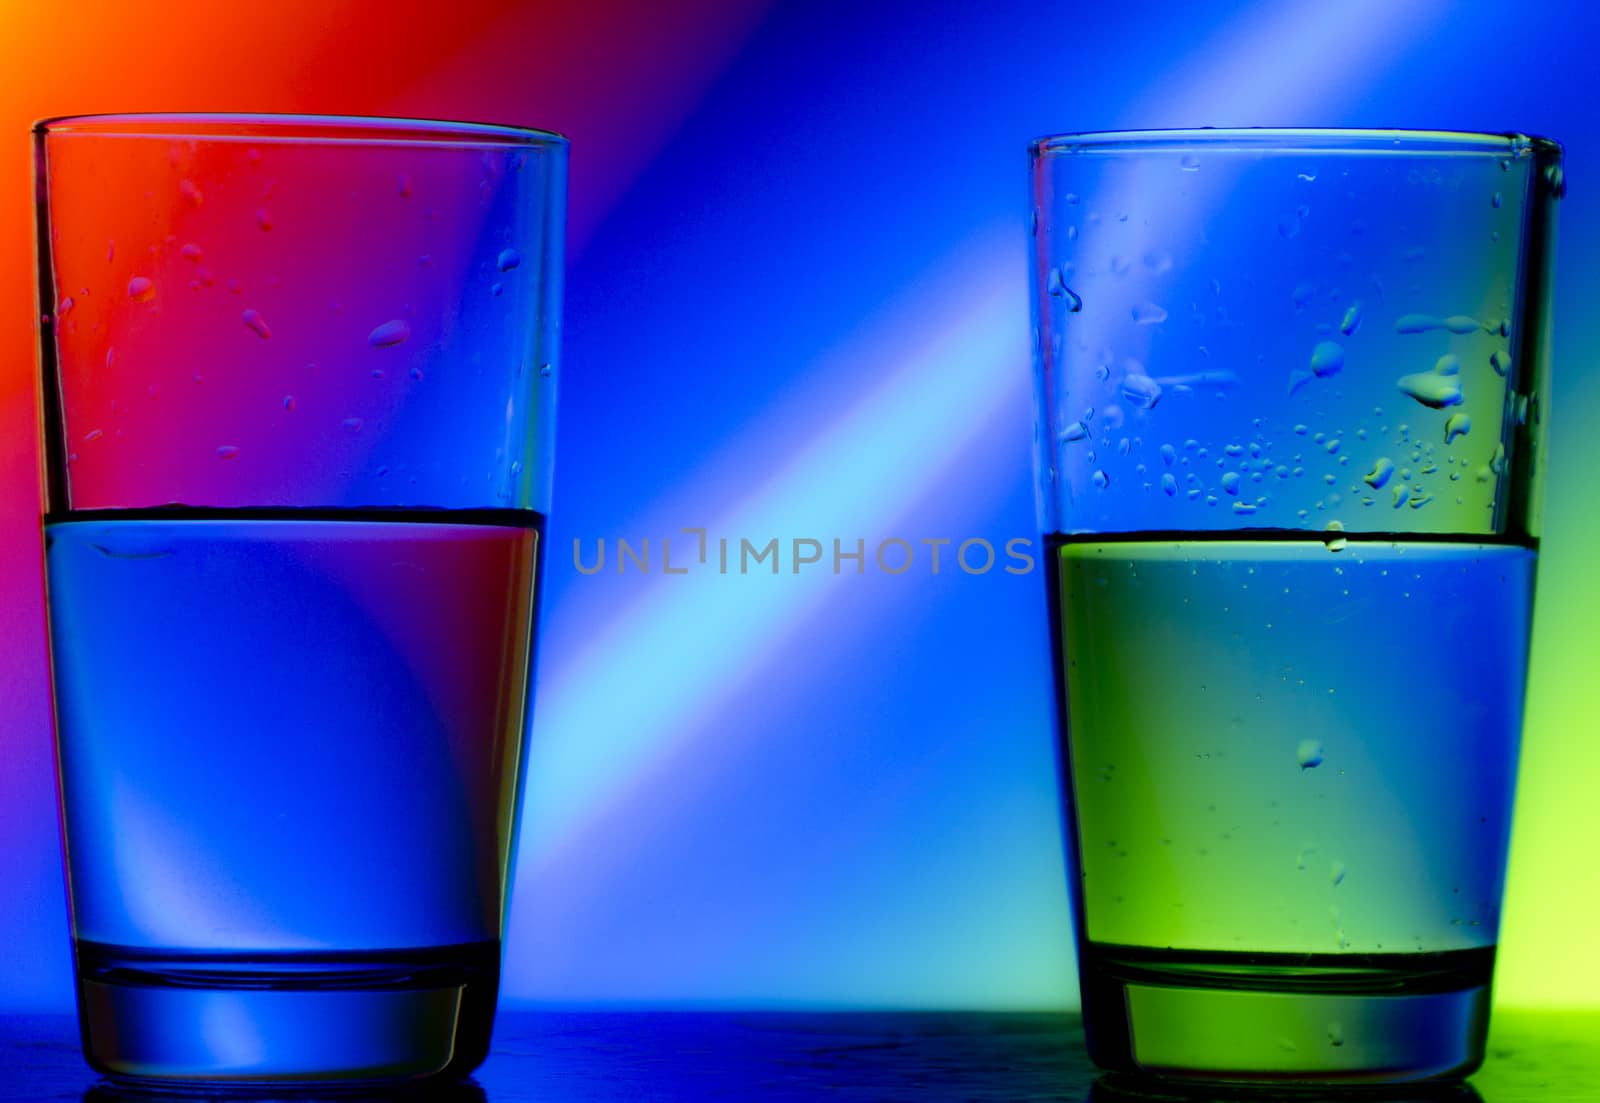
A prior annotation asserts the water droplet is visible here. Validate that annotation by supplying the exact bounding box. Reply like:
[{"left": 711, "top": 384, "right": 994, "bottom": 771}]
[
  {"left": 497, "top": 247, "right": 521, "bottom": 272},
  {"left": 371, "top": 368, "right": 385, "bottom": 380},
  {"left": 1292, "top": 282, "right": 1316, "bottom": 311},
  {"left": 1397, "top": 367, "right": 1463, "bottom": 409},
  {"left": 1060, "top": 421, "right": 1090, "bottom": 444},
  {"left": 1443, "top": 315, "right": 1480, "bottom": 334},
  {"left": 397, "top": 172, "right": 412, "bottom": 198},
  {"left": 368, "top": 319, "right": 411, "bottom": 348},
  {"left": 1297, "top": 740, "right": 1324, "bottom": 769},
  {"left": 1232, "top": 501, "right": 1257, "bottom": 515},
  {"left": 1393, "top": 484, "right": 1411, "bottom": 508},
  {"left": 178, "top": 242, "right": 204, "bottom": 263},
  {"left": 1329, "top": 1023, "right": 1345, "bottom": 1048},
  {"left": 1339, "top": 302, "right": 1363, "bottom": 336},
  {"left": 342, "top": 417, "right": 364, "bottom": 433},
  {"left": 1045, "top": 268, "right": 1082, "bottom": 312},
  {"left": 1490, "top": 442, "right": 1507, "bottom": 474},
  {"left": 1544, "top": 162, "right": 1566, "bottom": 197},
  {"left": 1310, "top": 341, "right": 1345, "bottom": 378},
  {"left": 1286, "top": 370, "right": 1313, "bottom": 397},
  {"left": 409, "top": 366, "right": 424, "bottom": 381},
  {"left": 1063, "top": 192, "right": 1079, "bottom": 205},
  {"left": 127, "top": 276, "right": 155, "bottom": 302},
  {"left": 539, "top": 362, "right": 553, "bottom": 379},
  {"left": 241, "top": 308, "right": 271, "bottom": 339},
  {"left": 1362, "top": 458, "right": 1395, "bottom": 489},
  {"left": 1117, "top": 437, "right": 1131, "bottom": 456},
  {"left": 1492, "top": 191, "right": 1503, "bottom": 209},
  {"left": 216, "top": 444, "right": 240, "bottom": 460},
  {"left": 225, "top": 278, "right": 242, "bottom": 295},
  {"left": 1159, "top": 444, "right": 1176, "bottom": 466},
  {"left": 1330, "top": 861, "right": 1347, "bottom": 886},
  {"left": 252, "top": 207, "right": 274, "bottom": 231},
  {"left": 1180, "top": 153, "right": 1200, "bottom": 172},
  {"left": 1143, "top": 251, "right": 1173, "bottom": 274},
  {"left": 1131, "top": 301, "right": 1168, "bottom": 325},
  {"left": 1394, "top": 313, "right": 1440, "bottom": 334},
  {"left": 1161, "top": 472, "right": 1178, "bottom": 496},
  {"left": 1443, "top": 412, "right": 1471, "bottom": 444},
  {"left": 1323, "top": 521, "right": 1348, "bottom": 552},
  {"left": 1324, "top": 438, "right": 1341, "bottom": 455},
  {"left": 1109, "top": 255, "right": 1132, "bottom": 277},
  {"left": 1277, "top": 213, "right": 1301, "bottom": 238},
  {"left": 1121, "top": 374, "right": 1163, "bottom": 411},
  {"left": 1490, "top": 350, "right": 1511, "bottom": 377},
  {"left": 491, "top": 282, "right": 504, "bottom": 297},
  {"left": 1221, "top": 472, "right": 1241, "bottom": 495}
]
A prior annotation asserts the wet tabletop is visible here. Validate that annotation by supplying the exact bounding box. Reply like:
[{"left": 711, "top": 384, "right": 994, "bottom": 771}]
[{"left": 2, "top": 1009, "right": 1596, "bottom": 1101}]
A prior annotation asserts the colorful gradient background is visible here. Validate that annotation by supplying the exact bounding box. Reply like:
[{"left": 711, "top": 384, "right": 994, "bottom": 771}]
[{"left": 1, "top": 1, "right": 1595, "bottom": 1013}]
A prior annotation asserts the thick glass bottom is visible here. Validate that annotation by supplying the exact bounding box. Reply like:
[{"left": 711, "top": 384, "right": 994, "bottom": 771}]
[
  {"left": 1079, "top": 943, "right": 1494, "bottom": 1085},
  {"left": 74, "top": 940, "right": 500, "bottom": 1085}
]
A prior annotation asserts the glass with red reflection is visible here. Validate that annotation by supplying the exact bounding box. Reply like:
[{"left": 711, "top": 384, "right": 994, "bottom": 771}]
[{"left": 33, "top": 114, "right": 565, "bottom": 1085}]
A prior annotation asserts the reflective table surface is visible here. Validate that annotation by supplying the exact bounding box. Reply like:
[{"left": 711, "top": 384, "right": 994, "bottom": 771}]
[{"left": 2, "top": 1009, "right": 1595, "bottom": 1101}]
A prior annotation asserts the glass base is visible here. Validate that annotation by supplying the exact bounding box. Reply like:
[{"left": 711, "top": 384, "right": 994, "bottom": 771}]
[
  {"left": 74, "top": 940, "right": 500, "bottom": 1085},
  {"left": 1079, "top": 944, "right": 1494, "bottom": 1085}
]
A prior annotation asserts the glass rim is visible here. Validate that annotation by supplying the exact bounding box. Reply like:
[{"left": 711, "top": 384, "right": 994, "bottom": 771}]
[
  {"left": 1030, "top": 127, "right": 1562, "bottom": 159},
  {"left": 33, "top": 112, "right": 567, "bottom": 149}
]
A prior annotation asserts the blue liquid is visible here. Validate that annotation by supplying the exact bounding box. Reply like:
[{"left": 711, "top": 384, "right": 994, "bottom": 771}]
[{"left": 44, "top": 513, "right": 540, "bottom": 1082}]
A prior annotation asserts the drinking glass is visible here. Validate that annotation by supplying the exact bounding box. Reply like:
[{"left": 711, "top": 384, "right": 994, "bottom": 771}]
[
  {"left": 34, "top": 113, "right": 565, "bottom": 1085},
  {"left": 1028, "top": 128, "right": 1561, "bottom": 1083}
]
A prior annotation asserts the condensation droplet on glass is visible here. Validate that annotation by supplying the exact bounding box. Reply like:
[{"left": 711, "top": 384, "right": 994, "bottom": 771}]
[
  {"left": 1232, "top": 501, "right": 1257, "bottom": 515},
  {"left": 1444, "top": 412, "right": 1471, "bottom": 444},
  {"left": 1297, "top": 740, "right": 1324, "bottom": 769},
  {"left": 1397, "top": 367, "right": 1463, "bottom": 409},
  {"left": 1394, "top": 313, "right": 1440, "bottom": 334},
  {"left": 539, "top": 362, "right": 553, "bottom": 379},
  {"left": 1221, "top": 472, "right": 1242, "bottom": 496},
  {"left": 342, "top": 417, "right": 364, "bottom": 433},
  {"left": 1277, "top": 213, "right": 1300, "bottom": 238},
  {"left": 1060, "top": 421, "right": 1089, "bottom": 444},
  {"left": 1329, "top": 1023, "right": 1345, "bottom": 1048},
  {"left": 1490, "top": 350, "right": 1510, "bottom": 377},
  {"left": 1122, "top": 373, "right": 1162, "bottom": 410},
  {"left": 1443, "top": 315, "right": 1480, "bottom": 334},
  {"left": 1161, "top": 472, "right": 1178, "bottom": 496},
  {"left": 216, "top": 445, "right": 240, "bottom": 460},
  {"left": 397, "top": 172, "right": 412, "bottom": 198},
  {"left": 255, "top": 207, "right": 273, "bottom": 231},
  {"left": 1339, "top": 301, "right": 1363, "bottom": 336},
  {"left": 1160, "top": 443, "right": 1176, "bottom": 466},
  {"left": 179, "top": 243, "right": 203, "bottom": 263},
  {"left": 241, "top": 308, "right": 271, "bottom": 339},
  {"left": 497, "top": 247, "right": 521, "bottom": 272},
  {"left": 1310, "top": 340, "right": 1344, "bottom": 378},
  {"left": 226, "top": 278, "right": 242, "bottom": 295},
  {"left": 1131, "top": 301, "right": 1168, "bottom": 325},
  {"left": 1363, "top": 457, "right": 1395, "bottom": 489},
  {"left": 369, "top": 319, "right": 411, "bottom": 348},
  {"left": 127, "top": 277, "right": 155, "bottom": 302},
  {"left": 1091, "top": 470, "right": 1110, "bottom": 490},
  {"left": 491, "top": 282, "right": 504, "bottom": 297},
  {"left": 1179, "top": 154, "right": 1200, "bottom": 172},
  {"left": 410, "top": 366, "right": 424, "bottom": 381}
]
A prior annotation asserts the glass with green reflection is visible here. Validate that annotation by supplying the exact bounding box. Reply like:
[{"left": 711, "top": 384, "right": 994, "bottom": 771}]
[{"left": 1028, "top": 129, "right": 1562, "bottom": 1085}]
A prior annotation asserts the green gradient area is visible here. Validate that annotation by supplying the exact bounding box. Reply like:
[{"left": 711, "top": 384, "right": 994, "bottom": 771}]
[{"left": 1497, "top": 264, "right": 1600, "bottom": 1008}]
